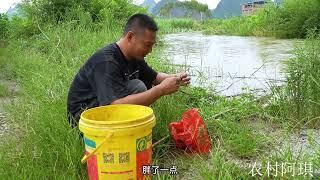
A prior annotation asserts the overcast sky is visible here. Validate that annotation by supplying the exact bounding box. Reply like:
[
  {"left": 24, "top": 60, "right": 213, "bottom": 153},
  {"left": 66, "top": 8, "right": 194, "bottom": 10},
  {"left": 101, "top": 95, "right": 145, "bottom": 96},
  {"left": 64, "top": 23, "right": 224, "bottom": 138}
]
[
  {"left": 1, "top": 0, "right": 221, "bottom": 13},
  {"left": 0, "top": 0, "right": 21, "bottom": 13}
]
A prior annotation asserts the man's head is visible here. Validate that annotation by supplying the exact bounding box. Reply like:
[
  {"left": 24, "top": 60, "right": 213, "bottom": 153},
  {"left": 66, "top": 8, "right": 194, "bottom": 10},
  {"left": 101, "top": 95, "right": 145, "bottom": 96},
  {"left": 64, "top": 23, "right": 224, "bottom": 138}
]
[{"left": 122, "top": 14, "right": 158, "bottom": 60}]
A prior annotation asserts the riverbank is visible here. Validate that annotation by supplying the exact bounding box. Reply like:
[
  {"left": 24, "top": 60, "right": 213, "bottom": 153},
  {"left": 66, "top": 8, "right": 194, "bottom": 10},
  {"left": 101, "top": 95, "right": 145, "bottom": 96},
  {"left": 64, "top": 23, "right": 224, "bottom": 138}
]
[
  {"left": 158, "top": 0, "right": 320, "bottom": 39},
  {"left": 3, "top": 26, "right": 319, "bottom": 179},
  {"left": 155, "top": 17, "right": 320, "bottom": 178},
  {"left": 0, "top": 47, "right": 19, "bottom": 139}
]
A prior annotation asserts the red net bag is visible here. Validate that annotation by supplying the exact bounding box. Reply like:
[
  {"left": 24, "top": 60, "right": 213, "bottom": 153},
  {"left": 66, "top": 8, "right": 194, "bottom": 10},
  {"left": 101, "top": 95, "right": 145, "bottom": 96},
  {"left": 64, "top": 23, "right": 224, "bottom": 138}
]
[{"left": 168, "top": 108, "right": 212, "bottom": 154}]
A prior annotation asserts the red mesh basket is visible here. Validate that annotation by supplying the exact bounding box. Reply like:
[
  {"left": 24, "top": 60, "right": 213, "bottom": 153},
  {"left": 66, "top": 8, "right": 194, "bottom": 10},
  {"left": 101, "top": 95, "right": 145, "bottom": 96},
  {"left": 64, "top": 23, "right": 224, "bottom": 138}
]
[{"left": 169, "top": 109, "right": 211, "bottom": 154}]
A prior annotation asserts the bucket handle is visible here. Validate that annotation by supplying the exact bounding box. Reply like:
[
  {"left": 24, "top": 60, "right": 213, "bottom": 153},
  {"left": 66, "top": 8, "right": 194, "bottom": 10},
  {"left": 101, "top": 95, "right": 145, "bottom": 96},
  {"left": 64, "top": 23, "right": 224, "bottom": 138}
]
[{"left": 81, "top": 132, "right": 114, "bottom": 164}]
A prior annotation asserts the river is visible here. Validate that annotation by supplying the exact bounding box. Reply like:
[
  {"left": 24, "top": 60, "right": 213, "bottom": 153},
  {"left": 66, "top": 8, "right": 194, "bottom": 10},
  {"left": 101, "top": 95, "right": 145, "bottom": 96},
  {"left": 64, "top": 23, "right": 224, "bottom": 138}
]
[{"left": 163, "top": 32, "right": 295, "bottom": 96}]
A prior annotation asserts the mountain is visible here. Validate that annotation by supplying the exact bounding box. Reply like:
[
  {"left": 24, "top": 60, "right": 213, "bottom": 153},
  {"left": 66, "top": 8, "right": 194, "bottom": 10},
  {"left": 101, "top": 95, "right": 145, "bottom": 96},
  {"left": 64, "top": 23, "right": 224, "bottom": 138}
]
[
  {"left": 212, "top": 0, "right": 283, "bottom": 19},
  {"left": 140, "top": 0, "right": 157, "bottom": 13},
  {"left": 151, "top": 0, "right": 178, "bottom": 16},
  {"left": 6, "top": 4, "right": 23, "bottom": 19},
  {"left": 160, "top": 1, "right": 211, "bottom": 20},
  {"left": 213, "top": 0, "right": 247, "bottom": 19}
]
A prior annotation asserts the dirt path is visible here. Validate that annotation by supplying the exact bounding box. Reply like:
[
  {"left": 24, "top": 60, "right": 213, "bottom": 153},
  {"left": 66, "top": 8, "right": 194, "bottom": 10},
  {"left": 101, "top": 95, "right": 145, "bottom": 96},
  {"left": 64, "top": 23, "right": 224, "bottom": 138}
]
[
  {"left": 0, "top": 79, "right": 19, "bottom": 138},
  {"left": 226, "top": 118, "right": 320, "bottom": 176}
]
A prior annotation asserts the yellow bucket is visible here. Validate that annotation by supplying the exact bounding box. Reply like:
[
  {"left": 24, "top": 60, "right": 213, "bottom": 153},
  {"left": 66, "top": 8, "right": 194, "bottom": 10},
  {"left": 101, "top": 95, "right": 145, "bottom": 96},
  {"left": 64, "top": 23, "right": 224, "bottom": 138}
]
[{"left": 79, "top": 104, "right": 156, "bottom": 180}]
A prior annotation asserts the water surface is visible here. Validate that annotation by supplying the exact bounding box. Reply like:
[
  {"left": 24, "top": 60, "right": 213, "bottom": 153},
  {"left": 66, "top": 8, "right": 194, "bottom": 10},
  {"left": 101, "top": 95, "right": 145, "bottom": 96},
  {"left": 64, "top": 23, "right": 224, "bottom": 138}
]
[{"left": 163, "top": 32, "right": 295, "bottom": 96}]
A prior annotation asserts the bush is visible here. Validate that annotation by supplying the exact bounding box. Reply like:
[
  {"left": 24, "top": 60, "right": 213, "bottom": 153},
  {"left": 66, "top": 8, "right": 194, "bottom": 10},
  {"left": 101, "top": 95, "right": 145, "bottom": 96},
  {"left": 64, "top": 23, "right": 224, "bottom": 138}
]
[
  {"left": 0, "top": 14, "right": 9, "bottom": 41},
  {"left": 203, "top": 0, "right": 320, "bottom": 38},
  {"left": 5, "top": 0, "right": 146, "bottom": 40},
  {"left": 279, "top": 0, "right": 320, "bottom": 38},
  {"left": 24, "top": 0, "right": 145, "bottom": 25},
  {"left": 254, "top": 0, "right": 320, "bottom": 38}
]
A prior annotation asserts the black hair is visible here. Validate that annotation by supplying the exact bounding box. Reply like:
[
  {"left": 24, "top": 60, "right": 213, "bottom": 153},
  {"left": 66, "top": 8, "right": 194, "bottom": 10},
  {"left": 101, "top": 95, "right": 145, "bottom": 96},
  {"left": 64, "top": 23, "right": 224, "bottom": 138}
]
[{"left": 123, "top": 13, "right": 158, "bottom": 36}]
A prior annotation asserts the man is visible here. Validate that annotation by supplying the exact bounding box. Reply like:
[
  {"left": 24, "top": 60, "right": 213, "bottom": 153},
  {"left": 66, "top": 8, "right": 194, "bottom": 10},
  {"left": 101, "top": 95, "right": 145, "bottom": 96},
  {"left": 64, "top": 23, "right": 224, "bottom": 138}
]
[{"left": 67, "top": 14, "right": 190, "bottom": 127}]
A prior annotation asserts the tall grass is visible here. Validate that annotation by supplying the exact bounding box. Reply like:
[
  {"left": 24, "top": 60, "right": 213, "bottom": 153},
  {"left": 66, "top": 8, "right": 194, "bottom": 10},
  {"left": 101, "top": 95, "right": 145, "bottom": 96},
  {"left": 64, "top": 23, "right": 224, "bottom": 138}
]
[
  {"left": 0, "top": 22, "right": 122, "bottom": 178},
  {"left": 284, "top": 32, "right": 320, "bottom": 126},
  {"left": 0, "top": 13, "right": 209, "bottom": 178},
  {"left": 263, "top": 31, "right": 320, "bottom": 129},
  {"left": 156, "top": 18, "right": 201, "bottom": 34},
  {"left": 0, "top": 83, "right": 9, "bottom": 97}
]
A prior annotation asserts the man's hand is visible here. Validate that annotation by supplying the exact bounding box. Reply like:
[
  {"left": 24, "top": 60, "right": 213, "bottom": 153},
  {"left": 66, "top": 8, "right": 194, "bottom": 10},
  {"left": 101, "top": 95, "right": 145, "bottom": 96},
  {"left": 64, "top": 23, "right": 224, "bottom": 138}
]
[
  {"left": 112, "top": 75, "right": 183, "bottom": 106},
  {"left": 175, "top": 72, "right": 191, "bottom": 86},
  {"left": 157, "top": 76, "right": 181, "bottom": 95},
  {"left": 155, "top": 72, "right": 191, "bottom": 86}
]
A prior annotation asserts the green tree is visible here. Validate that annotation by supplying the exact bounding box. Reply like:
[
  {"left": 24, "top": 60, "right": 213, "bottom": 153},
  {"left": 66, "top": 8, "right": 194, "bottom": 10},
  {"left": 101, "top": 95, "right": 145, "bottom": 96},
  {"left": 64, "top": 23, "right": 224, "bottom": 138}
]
[
  {"left": 160, "top": 0, "right": 211, "bottom": 19},
  {"left": 23, "top": 0, "right": 145, "bottom": 24},
  {"left": 0, "top": 14, "right": 9, "bottom": 40}
]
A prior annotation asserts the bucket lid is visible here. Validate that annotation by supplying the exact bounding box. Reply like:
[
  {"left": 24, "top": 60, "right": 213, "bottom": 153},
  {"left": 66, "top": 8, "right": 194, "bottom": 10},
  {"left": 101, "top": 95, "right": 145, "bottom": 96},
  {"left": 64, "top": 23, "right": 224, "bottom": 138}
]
[{"left": 80, "top": 104, "right": 154, "bottom": 127}]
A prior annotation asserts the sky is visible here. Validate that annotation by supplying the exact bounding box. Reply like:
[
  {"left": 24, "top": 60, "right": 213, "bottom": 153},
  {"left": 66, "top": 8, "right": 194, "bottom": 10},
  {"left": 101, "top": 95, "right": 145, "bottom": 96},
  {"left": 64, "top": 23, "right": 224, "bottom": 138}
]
[
  {"left": 0, "top": 0, "right": 221, "bottom": 13},
  {"left": 0, "top": 0, "right": 20, "bottom": 13}
]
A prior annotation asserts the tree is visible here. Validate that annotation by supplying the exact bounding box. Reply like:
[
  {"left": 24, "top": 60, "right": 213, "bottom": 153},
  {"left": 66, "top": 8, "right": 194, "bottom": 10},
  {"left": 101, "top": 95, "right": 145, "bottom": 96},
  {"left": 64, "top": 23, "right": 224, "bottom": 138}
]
[{"left": 0, "top": 14, "right": 9, "bottom": 40}]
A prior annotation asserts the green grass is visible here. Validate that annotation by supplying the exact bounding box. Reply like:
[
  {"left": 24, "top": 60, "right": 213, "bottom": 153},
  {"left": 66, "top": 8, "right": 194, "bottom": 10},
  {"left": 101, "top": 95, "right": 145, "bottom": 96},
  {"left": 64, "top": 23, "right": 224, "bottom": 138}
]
[
  {"left": 0, "top": 48, "right": 12, "bottom": 79},
  {"left": 263, "top": 32, "right": 320, "bottom": 128},
  {"left": 0, "top": 83, "right": 9, "bottom": 97},
  {"left": 1, "top": 1, "right": 320, "bottom": 178},
  {"left": 0, "top": 22, "right": 121, "bottom": 178},
  {"left": 0, "top": 48, "right": 11, "bottom": 97},
  {"left": 156, "top": 18, "right": 201, "bottom": 34},
  {"left": 285, "top": 33, "right": 320, "bottom": 125}
]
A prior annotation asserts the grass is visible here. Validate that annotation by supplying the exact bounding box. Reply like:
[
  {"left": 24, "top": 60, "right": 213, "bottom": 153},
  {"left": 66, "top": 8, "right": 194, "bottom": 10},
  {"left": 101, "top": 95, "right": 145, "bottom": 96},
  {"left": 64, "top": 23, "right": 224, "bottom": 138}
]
[
  {"left": 149, "top": 23, "right": 320, "bottom": 178},
  {"left": 0, "top": 6, "right": 320, "bottom": 180},
  {"left": 284, "top": 32, "right": 320, "bottom": 126},
  {"left": 0, "top": 23, "right": 121, "bottom": 178},
  {"left": 0, "top": 47, "right": 12, "bottom": 97},
  {"left": 156, "top": 4, "right": 320, "bottom": 177},
  {"left": 156, "top": 18, "right": 202, "bottom": 34},
  {"left": 0, "top": 83, "right": 9, "bottom": 97}
]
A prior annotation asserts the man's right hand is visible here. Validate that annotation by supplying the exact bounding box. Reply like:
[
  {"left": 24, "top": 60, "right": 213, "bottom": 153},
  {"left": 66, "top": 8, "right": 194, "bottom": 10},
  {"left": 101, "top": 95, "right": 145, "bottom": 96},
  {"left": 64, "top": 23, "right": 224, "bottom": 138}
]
[{"left": 157, "top": 76, "right": 181, "bottom": 95}]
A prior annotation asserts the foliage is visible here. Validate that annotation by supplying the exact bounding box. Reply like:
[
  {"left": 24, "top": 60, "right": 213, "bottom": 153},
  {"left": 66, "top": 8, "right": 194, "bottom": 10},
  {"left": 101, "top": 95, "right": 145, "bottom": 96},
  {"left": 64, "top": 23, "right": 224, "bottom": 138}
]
[
  {"left": 156, "top": 18, "right": 202, "bottom": 34},
  {"left": 204, "top": 0, "right": 320, "bottom": 38},
  {"left": 160, "top": 0, "right": 211, "bottom": 19},
  {"left": 0, "top": 14, "right": 9, "bottom": 41},
  {"left": 24, "top": 0, "right": 144, "bottom": 24}
]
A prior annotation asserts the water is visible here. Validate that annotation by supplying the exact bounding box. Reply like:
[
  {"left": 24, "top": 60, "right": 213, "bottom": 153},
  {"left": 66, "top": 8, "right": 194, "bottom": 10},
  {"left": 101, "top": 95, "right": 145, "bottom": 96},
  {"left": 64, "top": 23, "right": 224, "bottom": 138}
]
[{"left": 163, "top": 32, "right": 295, "bottom": 96}]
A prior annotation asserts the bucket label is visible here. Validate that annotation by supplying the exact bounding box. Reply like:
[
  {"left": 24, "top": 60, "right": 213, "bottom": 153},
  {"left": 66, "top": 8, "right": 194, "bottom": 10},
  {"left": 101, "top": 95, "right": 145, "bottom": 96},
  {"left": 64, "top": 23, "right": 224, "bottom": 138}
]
[
  {"left": 84, "top": 137, "right": 96, "bottom": 148},
  {"left": 136, "top": 133, "right": 152, "bottom": 152},
  {"left": 86, "top": 151, "right": 98, "bottom": 180},
  {"left": 103, "top": 153, "right": 114, "bottom": 164},
  {"left": 136, "top": 133, "right": 152, "bottom": 180},
  {"left": 119, "top": 152, "right": 130, "bottom": 164},
  {"left": 137, "top": 138, "right": 147, "bottom": 152}
]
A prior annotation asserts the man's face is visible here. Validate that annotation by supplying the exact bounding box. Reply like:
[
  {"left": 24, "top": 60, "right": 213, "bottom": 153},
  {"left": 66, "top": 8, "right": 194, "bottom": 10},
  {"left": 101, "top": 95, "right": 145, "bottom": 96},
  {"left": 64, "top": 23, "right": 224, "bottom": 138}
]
[{"left": 129, "top": 29, "right": 156, "bottom": 60}]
